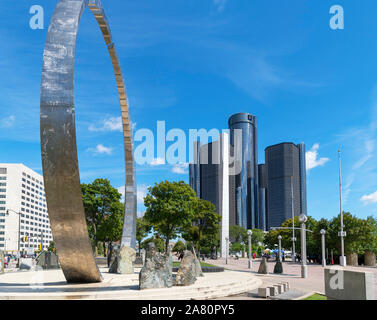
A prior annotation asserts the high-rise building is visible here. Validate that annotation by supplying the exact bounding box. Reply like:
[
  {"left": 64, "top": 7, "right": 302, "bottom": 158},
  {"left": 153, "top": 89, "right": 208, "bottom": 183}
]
[
  {"left": 0, "top": 164, "right": 53, "bottom": 253},
  {"left": 264, "top": 143, "right": 307, "bottom": 229},
  {"left": 189, "top": 133, "right": 230, "bottom": 257},
  {"left": 228, "top": 113, "right": 259, "bottom": 229}
]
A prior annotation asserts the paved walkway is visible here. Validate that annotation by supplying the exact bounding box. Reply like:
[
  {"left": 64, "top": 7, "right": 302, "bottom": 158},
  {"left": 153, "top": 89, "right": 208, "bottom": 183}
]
[
  {"left": 0, "top": 267, "right": 262, "bottom": 300},
  {"left": 205, "top": 257, "right": 377, "bottom": 299}
]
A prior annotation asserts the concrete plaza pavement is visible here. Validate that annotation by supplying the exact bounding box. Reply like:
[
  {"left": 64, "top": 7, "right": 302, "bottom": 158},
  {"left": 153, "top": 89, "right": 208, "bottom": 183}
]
[{"left": 206, "top": 257, "right": 377, "bottom": 299}]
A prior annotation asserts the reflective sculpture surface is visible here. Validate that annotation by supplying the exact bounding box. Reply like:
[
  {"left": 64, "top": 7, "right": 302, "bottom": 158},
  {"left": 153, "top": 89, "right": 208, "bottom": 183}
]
[{"left": 40, "top": 0, "right": 137, "bottom": 283}]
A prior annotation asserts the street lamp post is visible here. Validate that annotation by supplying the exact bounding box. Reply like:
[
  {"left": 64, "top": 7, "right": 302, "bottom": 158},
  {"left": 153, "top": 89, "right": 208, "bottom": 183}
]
[
  {"left": 299, "top": 214, "right": 308, "bottom": 278},
  {"left": 225, "top": 237, "right": 229, "bottom": 265},
  {"left": 247, "top": 230, "right": 252, "bottom": 269},
  {"left": 277, "top": 235, "right": 282, "bottom": 262},
  {"left": 338, "top": 150, "right": 346, "bottom": 266},
  {"left": 290, "top": 176, "right": 296, "bottom": 262},
  {"left": 6, "top": 209, "right": 22, "bottom": 267},
  {"left": 320, "top": 229, "right": 326, "bottom": 267}
]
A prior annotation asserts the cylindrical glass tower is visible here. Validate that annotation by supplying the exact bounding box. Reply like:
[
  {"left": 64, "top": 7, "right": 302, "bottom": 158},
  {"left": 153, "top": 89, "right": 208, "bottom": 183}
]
[{"left": 228, "top": 113, "right": 259, "bottom": 229}]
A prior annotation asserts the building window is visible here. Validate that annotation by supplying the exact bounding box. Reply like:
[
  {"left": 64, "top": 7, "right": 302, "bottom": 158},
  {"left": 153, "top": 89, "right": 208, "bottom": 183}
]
[{"left": 0, "top": 168, "right": 7, "bottom": 174}]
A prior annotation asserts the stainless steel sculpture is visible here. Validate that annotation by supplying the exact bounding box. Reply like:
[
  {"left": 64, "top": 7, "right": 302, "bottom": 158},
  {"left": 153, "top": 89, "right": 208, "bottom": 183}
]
[{"left": 40, "top": 0, "right": 137, "bottom": 283}]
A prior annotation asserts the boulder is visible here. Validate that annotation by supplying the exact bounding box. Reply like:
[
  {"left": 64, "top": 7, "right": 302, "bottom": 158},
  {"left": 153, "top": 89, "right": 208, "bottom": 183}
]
[
  {"left": 19, "top": 258, "right": 35, "bottom": 270},
  {"left": 273, "top": 260, "right": 283, "bottom": 274},
  {"left": 109, "top": 245, "right": 136, "bottom": 274},
  {"left": 174, "top": 250, "right": 197, "bottom": 286},
  {"left": 108, "top": 244, "right": 120, "bottom": 273},
  {"left": 36, "top": 251, "right": 60, "bottom": 270},
  {"left": 347, "top": 253, "right": 358, "bottom": 266},
  {"left": 139, "top": 243, "right": 172, "bottom": 290},
  {"left": 258, "top": 257, "right": 268, "bottom": 274},
  {"left": 364, "top": 251, "right": 376, "bottom": 267},
  {"left": 118, "top": 246, "right": 136, "bottom": 274},
  {"left": 0, "top": 250, "right": 4, "bottom": 274},
  {"left": 193, "top": 254, "right": 203, "bottom": 277}
]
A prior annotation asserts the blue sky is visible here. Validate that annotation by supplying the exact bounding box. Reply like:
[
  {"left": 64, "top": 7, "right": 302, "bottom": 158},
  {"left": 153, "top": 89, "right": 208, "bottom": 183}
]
[{"left": 1, "top": 0, "right": 377, "bottom": 220}]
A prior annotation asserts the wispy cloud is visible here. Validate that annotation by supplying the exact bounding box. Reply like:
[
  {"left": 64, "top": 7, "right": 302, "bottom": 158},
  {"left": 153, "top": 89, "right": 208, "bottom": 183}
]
[
  {"left": 306, "top": 143, "right": 330, "bottom": 171},
  {"left": 0, "top": 115, "right": 15, "bottom": 128},
  {"left": 361, "top": 191, "right": 377, "bottom": 205},
  {"left": 171, "top": 163, "right": 189, "bottom": 174},
  {"left": 213, "top": 0, "right": 227, "bottom": 12},
  {"left": 88, "top": 117, "right": 122, "bottom": 132},
  {"left": 87, "top": 144, "right": 113, "bottom": 155}
]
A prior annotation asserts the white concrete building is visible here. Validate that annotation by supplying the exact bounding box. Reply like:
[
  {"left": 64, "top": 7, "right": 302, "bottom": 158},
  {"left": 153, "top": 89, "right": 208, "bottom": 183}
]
[{"left": 0, "top": 164, "right": 53, "bottom": 253}]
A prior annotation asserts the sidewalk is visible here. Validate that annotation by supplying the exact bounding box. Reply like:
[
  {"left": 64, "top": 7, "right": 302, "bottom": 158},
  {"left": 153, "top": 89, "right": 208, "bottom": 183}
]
[{"left": 205, "top": 257, "right": 377, "bottom": 298}]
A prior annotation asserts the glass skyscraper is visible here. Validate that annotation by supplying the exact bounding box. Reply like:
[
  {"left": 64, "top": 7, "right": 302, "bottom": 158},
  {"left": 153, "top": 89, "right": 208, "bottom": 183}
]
[{"left": 228, "top": 113, "right": 259, "bottom": 230}]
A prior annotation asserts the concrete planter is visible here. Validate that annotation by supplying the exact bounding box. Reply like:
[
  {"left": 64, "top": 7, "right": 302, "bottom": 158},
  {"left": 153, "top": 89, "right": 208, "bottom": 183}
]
[
  {"left": 346, "top": 253, "right": 358, "bottom": 266},
  {"left": 364, "top": 251, "right": 376, "bottom": 267}
]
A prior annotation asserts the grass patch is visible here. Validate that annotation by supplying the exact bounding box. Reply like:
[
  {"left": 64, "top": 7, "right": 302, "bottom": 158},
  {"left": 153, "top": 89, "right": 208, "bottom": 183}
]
[
  {"left": 172, "top": 261, "right": 217, "bottom": 268},
  {"left": 303, "top": 293, "right": 327, "bottom": 300}
]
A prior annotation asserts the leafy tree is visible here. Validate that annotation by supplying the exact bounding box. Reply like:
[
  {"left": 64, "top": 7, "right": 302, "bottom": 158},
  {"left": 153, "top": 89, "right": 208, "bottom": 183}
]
[
  {"left": 173, "top": 240, "right": 186, "bottom": 253},
  {"left": 47, "top": 241, "right": 55, "bottom": 253},
  {"left": 136, "top": 217, "right": 152, "bottom": 256},
  {"left": 182, "top": 199, "right": 220, "bottom": 257},
  {"left": 141, "top": 236, "right": 165, "bottom": 252},
  {"left": 231, "top": 242, "right": 244, "bottom": 253},
  {"left": 144, "top": 181, "right": 197, "bottom": 252},
  {"left": 81, "top": 178, "right": 124, "bottom": 254},
  {"left": 363, "top": 216, "right": 377, "bottom": 254},
  {"left": 229, "top": 225, "right": 248, "bottom": 244}
]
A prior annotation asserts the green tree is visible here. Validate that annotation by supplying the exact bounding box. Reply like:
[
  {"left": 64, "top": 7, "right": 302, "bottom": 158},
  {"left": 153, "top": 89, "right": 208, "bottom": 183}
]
[
  {"left": 47, "top": 241, "right": 55, "bottom": 253},
  {"left": 144, "top": 181, "right": 197, "bottom": 252},
  {"left": 173, "top": 240, "right": 186, "bottom": 253},
  {"left": 182, "top": 199, "right": 220, "bottom": 258},
  {"left": 229, "top": 225, "right": 248, "bottom": 244},
  {"left": 81, "top": 178, "right": 124, "bottom": 255},
  {"left": 136, "top": 217, "right": 152, "bottom": 256},
  {"left": 141, "top": 236, "right": 165, "bottom": 252},
  {"left": 363, "top": 216, "right": 377, "bottom": 254}
]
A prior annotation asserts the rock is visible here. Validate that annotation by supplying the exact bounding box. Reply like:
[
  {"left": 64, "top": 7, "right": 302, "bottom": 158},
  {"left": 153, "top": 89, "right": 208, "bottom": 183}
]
[
  {"left": 347, "top": 253, "right": 358, "bottom": 266},
  {"left": 0, "top": 250, "right": 4, "bottom": 274},
  {"left": 139, "top": 243, "right": 172, "bottom": 290},
  {"left": 109, "top": 245, "right": 136, "bottom": 274},
  {"left": 273, "top": 260, "right": 283, "bottom": 274},
  {"left": 117, "top": 246, "right": 136, "bottom": 274},
  {"left": 108, "top": 244, "right": 121, "bottom": 273},
  {"left": 364, "top": 251, "right": 376, "bottom": 267},
  {"left": 19, "top": 258, "right": 35, "bottom": 270},
  {"left": 193, "top": 254, "right": 203, "bottom": 277},
  {"left": 174, "top": 250, "right": 197, "bottom": 286},
  {"left": 258, "top": 257, "right": 268, "bottom": 274},
  {"left": 36, "top": 251, "right": 60, "bottom": 270}
]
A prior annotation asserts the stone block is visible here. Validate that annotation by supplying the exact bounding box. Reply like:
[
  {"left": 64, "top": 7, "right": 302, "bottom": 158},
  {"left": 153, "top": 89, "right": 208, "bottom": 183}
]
[
  {"left": 346, "top": 253, "right": 358, "bottom": 266},
  {"left": 279, "top": 282, "right": 289, "bottom": 292},
  {"left": 324, "top": 267, "right": 375, "bottom": 300},
  {"left": 274, "top": 284, "right": 284, "bottom": 294},
  {"left": 258, "top": 287, "right": 270, "bottom": 298},
  {"left": 268, "top": 286, "right": 278, "bottom": 296}
]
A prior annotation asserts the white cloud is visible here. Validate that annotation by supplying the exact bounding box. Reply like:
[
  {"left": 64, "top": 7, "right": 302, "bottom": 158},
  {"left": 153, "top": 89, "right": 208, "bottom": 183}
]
[
  {"left": 361, "top": 191, "right": 377, "bottom": 205},
  {"left": 89, "top": 117, "right": 122, "bottom": 132},
  {"left": 213, "top": 0, "right": 227, "bottom": 12},
  {"left": 0, "top": 115, "right": 15, "bottom": 128},
  {"left": 171, "top": 163, "right": 189, "bottom": 174},
  {"left": 306, "top": 143, "right": 330, "bottom": 171},
  {"left": 87, "top": 144, "right": 113, "bottom": 155},
  {"left": 150, "top": 157, "right": 165, "bottom": 166}
]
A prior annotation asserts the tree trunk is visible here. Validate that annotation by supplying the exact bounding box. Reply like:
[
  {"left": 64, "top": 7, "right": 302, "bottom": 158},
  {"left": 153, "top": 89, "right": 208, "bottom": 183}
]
[{"left": 165, "top": 237, "right": 170, "bottom": 254}]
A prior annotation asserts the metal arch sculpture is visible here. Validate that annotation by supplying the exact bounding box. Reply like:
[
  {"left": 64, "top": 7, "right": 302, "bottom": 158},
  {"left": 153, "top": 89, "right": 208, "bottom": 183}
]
[{"left": 40, "top": 0, "right": 137, "bottom": 283}]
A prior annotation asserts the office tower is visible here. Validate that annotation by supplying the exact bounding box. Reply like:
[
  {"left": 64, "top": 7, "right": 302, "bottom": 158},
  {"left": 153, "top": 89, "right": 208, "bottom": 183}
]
[
  {"left": 264, "top": 143, "right": 307, "bottom": 229},
  {"left": 258, "top": 164, "right": 267, "bottom": 231},
  {"left": 228, "top": 113, "right": 259, "bottom": 230},
  {"left": 189, "top": 133, "right": 230, "bottom": 257},
  {"left": 0, "top": 163, "right": 53, "bottom": 253}
]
